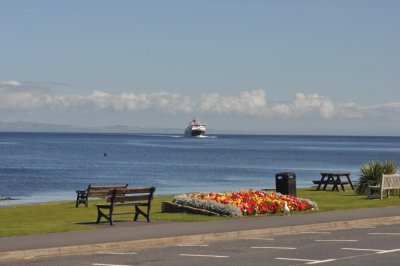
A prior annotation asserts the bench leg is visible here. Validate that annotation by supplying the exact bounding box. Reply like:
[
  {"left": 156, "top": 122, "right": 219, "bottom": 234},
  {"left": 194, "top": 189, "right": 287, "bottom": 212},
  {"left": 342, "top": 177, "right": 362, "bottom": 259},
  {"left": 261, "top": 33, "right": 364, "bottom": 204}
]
[
  {"left": 97, "top": 207, "right": 113, "bottom": 225},
  {"left": 76, "top": 199, "right": 88, "bottom": 208},
  {"left": 76, "top": 191, "right": 88, "bottom": 208},
  {"left": 331, "top": 181, "right": 339, "bottom": 192},
  {"left": 347, "top": 176, "right": 355, "bottom": 190},
  {"left": 322, "top": 178, "right": 329, "bottom": 190},
  {"left": 134, "top": 206, "right": 150, "bottom": 222},
  {"left": 76, "top": 194, "right": 81, "bottom": 208},
  {"left": 324, "top": 176, "right": 334, "bottom": 191},
  {"left": 96, "top": 208, "right": 102, "bottom": 223},
  {"left": 331, "top": 176, "right": 344, "bottom": 192},
  {"left": 316, "top": 179, "right": 323, "bottom": 190},
  {"left": 338, "top": 178, "right": 345, "bottom": 191}
]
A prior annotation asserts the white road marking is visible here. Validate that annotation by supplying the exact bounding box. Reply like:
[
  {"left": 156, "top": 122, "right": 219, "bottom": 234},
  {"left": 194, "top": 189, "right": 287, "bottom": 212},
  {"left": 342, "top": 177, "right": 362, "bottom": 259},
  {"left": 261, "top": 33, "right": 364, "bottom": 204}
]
[
  {"left": 341, "top": 248, "right": 386, "bottom": 252},
  {"left": 176, "top": 244, "right": 209, "bottom": 247},
  {"left": 92, "top": 263, "right": 133, "bottom": 266},
  {"left": 96, "top": 252, "right": 137, "bottom": 255},
  {"left": 252, "top": 246, "right": 296, "bottom": 250},
  {"left": 276, "top": 258, "right": 336, "bottom": 264},
  {"left": 368, "top": 233, "right": 400, "bottom": 235},
  {"left": 315, "top": 240, "right": 359, "bottom": 242},
  {"left": 244, "top": 237, "right": 274, "bottom": 240},
  {"left": 307, "top": 259, "right": 337, "bottom": 264},
  {"left": 276, "top": 258, "right": 315, "bottom": 262},
  {"left": 377, "top": 248, "right": 400, "bottom": 254},
  {"left": 179, "top": 253, "right": 229, "bottom": 258},
  {"left": 342, "top": 247, "right": 400, "bottom": 254},
  {"left": 299, "top": 231, "right": 331, "bottom": 234}
]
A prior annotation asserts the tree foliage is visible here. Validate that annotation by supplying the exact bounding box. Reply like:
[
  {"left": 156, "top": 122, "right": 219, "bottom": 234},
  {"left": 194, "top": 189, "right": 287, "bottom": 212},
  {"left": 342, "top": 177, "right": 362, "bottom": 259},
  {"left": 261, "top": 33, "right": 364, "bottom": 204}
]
[{"left": 356, "top": 160, "right": 398, "bottom": 195}]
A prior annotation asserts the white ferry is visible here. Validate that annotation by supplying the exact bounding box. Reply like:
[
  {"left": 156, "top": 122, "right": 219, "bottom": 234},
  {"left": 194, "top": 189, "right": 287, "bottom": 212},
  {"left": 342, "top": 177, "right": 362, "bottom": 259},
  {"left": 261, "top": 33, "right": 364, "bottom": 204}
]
[{"left": 184, "top": 118, "right": 207, "bottom": 137}]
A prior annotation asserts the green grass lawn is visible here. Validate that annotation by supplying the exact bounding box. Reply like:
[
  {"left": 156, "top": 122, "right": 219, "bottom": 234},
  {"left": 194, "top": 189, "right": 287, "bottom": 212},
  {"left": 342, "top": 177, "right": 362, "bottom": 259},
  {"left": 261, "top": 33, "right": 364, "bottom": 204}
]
[
  {"left": 0, "top": 195, "right": 225, "bottom": 237},
  {"left": 297, "top": 188, "right": 400, "bottom": 211},
  {"left": 1, "top": 187, "right": 399, "bottom": 237}
]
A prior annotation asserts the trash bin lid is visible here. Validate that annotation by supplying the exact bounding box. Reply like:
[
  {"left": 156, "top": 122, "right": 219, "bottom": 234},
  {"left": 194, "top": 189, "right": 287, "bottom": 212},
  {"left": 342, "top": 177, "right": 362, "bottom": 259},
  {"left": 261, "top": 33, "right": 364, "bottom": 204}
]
[{"left": 275, "top": 172, "right": 296, "bottom": 176}]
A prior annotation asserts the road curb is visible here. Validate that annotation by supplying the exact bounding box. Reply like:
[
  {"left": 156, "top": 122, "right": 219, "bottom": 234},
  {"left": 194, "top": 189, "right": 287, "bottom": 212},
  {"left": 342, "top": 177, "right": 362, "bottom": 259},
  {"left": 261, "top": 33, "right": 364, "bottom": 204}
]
[{"left": 1, "top": 215, "right": 400, "bottom": 262}]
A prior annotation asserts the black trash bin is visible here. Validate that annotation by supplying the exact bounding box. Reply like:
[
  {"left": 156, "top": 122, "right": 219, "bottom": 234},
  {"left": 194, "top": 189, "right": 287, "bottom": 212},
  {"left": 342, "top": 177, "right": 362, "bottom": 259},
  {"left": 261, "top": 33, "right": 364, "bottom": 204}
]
[{"left": 275, "top": 172, "right": 296, "bottom": 196}]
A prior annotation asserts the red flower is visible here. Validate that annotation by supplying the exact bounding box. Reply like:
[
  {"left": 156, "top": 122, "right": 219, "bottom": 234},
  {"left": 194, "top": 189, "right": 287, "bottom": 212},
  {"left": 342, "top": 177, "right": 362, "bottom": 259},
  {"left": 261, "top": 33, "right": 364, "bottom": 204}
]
[{"left": 188, "top": 189, "right": 314, "bottom": 216}]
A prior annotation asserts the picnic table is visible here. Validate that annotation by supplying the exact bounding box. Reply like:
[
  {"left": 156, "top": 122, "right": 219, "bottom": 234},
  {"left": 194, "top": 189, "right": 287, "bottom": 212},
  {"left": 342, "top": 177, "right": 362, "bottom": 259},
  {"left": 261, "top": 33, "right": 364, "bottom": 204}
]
[{"left": 314, "top": 172, "right": 354, "bottom": 192}]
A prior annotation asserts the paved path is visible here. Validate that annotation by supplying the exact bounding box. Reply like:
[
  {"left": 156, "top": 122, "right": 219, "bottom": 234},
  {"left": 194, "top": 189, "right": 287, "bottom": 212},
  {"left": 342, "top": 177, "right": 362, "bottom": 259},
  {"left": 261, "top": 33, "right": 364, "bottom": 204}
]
[{"left": 1, "top": 206, "right": 400, "bottom": 261}]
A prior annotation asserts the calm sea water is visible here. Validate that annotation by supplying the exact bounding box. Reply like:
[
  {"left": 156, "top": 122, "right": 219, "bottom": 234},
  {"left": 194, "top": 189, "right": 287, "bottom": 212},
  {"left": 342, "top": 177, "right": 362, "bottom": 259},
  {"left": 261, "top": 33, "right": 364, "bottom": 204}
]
[{"left": 1, "top": 132, "right": 399, "bottom": 205}]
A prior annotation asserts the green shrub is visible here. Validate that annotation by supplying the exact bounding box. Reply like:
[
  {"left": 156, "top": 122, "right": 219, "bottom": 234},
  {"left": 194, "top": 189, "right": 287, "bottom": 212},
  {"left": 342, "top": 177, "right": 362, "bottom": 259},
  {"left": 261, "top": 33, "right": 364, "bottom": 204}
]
[{"left": 356, "top": 160, "right": 398, "bottom": 195}]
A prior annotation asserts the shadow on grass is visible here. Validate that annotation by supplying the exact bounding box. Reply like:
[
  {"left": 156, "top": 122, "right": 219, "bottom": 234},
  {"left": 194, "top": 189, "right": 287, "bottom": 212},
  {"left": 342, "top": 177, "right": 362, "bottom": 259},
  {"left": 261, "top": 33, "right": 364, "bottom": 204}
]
[
  {"left": 75, "top": 221, "right": 98, "bottom": 225},
  {"left": 76, "top": 219, "right": 153, "bottom": 226},
  {"left": 302, "top": 189, "right": 318, "bottom": 192}
]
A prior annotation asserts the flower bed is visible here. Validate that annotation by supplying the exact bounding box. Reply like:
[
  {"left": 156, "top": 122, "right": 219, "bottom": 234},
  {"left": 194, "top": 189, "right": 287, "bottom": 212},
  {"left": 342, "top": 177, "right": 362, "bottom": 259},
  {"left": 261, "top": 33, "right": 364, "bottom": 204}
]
[{"left": 172, "top": 190, "right": 317, "bottom": 216}]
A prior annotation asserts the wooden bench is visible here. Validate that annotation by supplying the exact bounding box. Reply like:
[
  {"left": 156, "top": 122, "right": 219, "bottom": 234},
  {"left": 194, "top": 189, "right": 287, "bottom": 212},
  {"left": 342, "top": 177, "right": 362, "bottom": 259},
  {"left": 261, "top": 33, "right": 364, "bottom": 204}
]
[
  {"left": 367, "top": 174, "right": 400, "bottom": 199},
  {"left": 76, "top": 184, "right": 128, "bottom": 207},
  {"left": 95, "top": 187, "right": 156, "bottom": 225}
]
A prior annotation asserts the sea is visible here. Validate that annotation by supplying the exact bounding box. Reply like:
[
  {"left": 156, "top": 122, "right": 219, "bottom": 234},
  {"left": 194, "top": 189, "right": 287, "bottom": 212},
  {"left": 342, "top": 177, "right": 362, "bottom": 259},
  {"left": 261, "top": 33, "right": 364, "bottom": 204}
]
[{"left": 1, "top": 132, "right": 399, "bottom": 206}]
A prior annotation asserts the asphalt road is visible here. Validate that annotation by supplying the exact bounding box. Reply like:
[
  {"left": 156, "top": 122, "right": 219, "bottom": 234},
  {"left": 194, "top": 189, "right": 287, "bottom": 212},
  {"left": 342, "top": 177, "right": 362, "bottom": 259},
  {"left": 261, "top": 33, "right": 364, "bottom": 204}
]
[{"left": 3, "top": 224, "right": 400, "bottom": 266}]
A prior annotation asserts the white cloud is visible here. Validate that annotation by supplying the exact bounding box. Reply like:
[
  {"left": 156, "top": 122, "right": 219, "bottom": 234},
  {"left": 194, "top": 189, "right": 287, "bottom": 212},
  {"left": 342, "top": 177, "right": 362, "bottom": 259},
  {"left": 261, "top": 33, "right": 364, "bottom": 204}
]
[
  {"left": 199, "top": 90, "right": 267, "bottom": 115},
  {"left": 0, "top": 81, "right": 51, "bottom": 109},
  {"left": 117, "top": 92, "right": 195, "bottom": 114},
  {"left": 272, "top": 103, "right": 291, "bottom": 115},
  {"left": 117, "top": 92, "right": 151, "bottom": 111},
  {"left": 337, "top": 103, "right": 364, "bottom": 118},
  {"left": 271, "top": 93, "right": 336, "bottom": 118},
  {"left": 2, "top": 80, "right": 21, "bottom": 86},
  {"left": 1, "top": 81, "right": 399, "bottom": 123}
]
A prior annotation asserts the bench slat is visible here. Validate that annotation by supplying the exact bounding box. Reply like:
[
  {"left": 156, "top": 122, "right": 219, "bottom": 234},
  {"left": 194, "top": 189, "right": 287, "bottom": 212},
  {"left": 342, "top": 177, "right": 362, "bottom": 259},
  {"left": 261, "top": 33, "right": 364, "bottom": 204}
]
[
  {"left": 313, "top": 180, "right": 348, "bottom": 185},
  {"left": 89, "top": 191, "right": 113, "bottom": 197},
  {"left": 89, "top": 185, "right": 128, "bottom": 190},
  {"left": 114, "top": 187, "right": 155, "bottom": 194},
  {"left": 114, "top": 195, "right": 151, "bottom": 202},
  {"left": 88, "top": 185, "right": 127, "bottom": 193},
  {"left": 114, "top": 202, "right": 147, "bottom": 207}
]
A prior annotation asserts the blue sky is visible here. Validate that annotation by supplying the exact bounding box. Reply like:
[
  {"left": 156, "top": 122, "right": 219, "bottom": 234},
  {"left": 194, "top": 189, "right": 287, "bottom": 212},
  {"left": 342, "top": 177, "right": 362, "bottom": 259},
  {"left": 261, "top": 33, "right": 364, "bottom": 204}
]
[{"left": 1, "top": 1, "right": 399, "bottom": 135}]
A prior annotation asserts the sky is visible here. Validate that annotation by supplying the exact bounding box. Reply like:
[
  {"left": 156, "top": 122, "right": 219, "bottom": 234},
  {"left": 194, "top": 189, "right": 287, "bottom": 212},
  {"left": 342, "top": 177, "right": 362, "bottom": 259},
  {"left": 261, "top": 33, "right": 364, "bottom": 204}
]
[{"left": 0, "top": 0, "right": 399, "bottom": 135}]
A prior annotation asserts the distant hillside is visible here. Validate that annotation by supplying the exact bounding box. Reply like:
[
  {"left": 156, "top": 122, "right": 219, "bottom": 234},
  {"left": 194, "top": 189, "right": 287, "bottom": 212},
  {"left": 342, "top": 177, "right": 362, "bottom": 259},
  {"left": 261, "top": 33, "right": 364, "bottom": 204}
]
[{"left": 0, "top": 121, "right": 184, "bottom": 134}]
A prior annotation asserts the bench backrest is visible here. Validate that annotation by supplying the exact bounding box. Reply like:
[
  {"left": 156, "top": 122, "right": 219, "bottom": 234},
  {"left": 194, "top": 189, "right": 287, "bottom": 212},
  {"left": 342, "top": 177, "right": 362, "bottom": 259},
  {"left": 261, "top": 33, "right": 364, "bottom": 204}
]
[
  {"left": 107, "top": 187, "right": 156, "bottom": 205},
  {"left": 87, "top": 184, "right": 128, "bottom": 197},
  {"left": 381, "top": 174, "right": 400, "bottom": 189}
]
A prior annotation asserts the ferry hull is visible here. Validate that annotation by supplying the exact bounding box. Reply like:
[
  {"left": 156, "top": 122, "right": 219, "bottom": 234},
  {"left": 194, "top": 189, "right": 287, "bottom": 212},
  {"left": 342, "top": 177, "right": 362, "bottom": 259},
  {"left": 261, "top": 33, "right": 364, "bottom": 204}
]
[{"left": 185, "top": 129, "right": 206, "bottom": 137}]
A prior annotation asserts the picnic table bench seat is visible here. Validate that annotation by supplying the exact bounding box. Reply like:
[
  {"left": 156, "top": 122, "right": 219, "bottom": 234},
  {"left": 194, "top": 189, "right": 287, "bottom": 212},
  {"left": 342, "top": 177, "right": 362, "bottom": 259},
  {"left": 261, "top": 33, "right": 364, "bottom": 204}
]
[
  {"left": 95, "top": 187, "right": 156, "bottom": 225},
  {"left": 76, "top": 184, "right": 128, "bottom": 207},
  {"left": 312, "top": 180, "right": 349, "bottom": 185}
]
